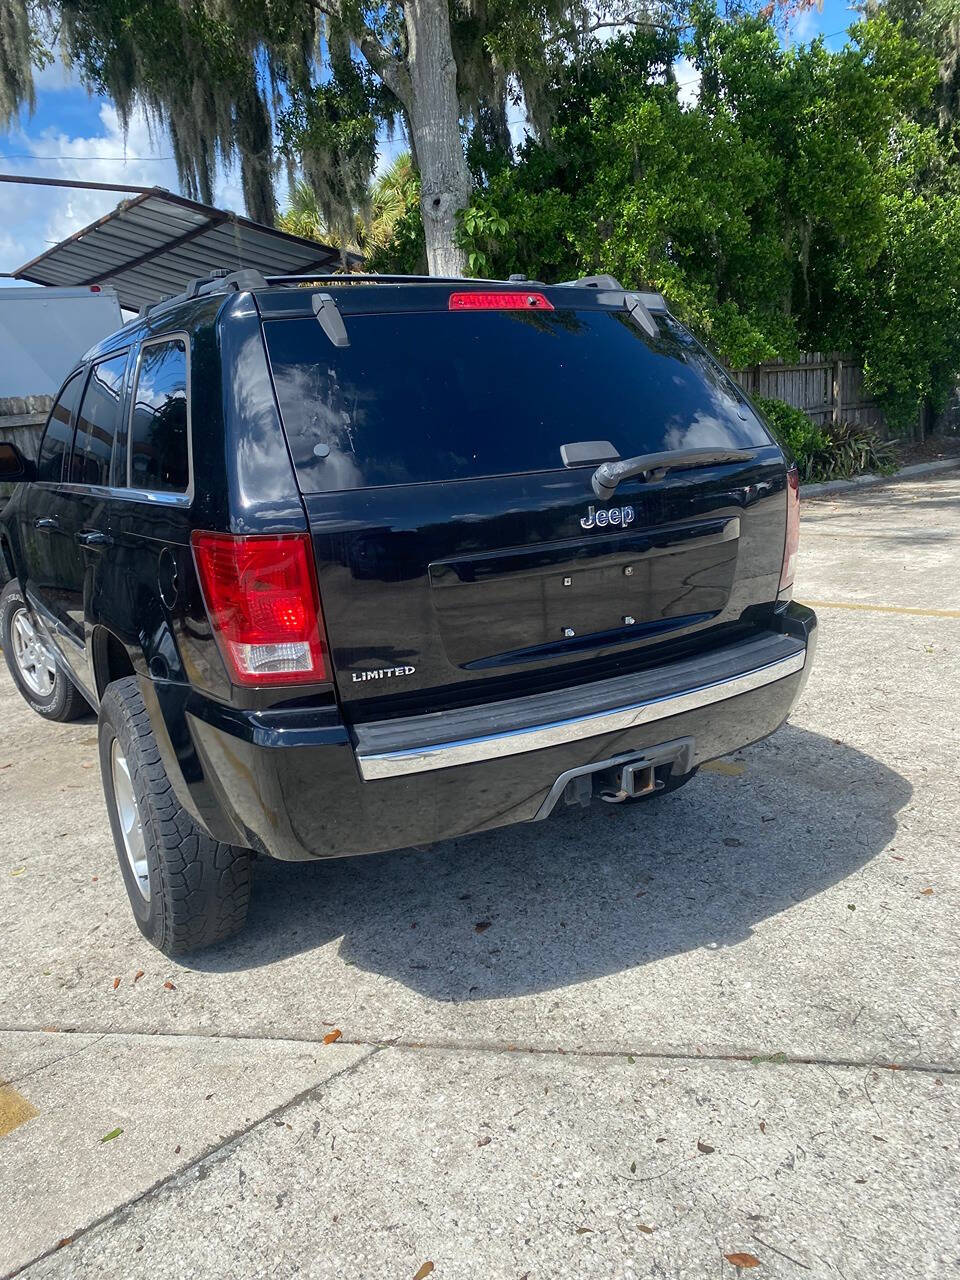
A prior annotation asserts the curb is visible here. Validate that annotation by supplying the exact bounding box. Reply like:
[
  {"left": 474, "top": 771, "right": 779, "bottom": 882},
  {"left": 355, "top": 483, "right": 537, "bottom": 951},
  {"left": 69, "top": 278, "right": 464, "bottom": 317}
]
[{"left": 802, "top": 456, "right": 960, "bottom": 499}]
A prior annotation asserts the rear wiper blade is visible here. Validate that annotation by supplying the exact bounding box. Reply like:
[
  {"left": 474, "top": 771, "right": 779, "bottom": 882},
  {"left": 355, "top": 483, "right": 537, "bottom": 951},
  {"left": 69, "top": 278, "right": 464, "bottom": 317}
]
[{"left": 592, "top": 448, "right": 757, "bottom": 500}]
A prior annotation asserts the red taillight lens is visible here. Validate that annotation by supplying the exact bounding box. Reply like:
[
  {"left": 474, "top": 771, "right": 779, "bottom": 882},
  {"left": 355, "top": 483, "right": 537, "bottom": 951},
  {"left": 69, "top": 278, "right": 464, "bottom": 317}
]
[
  {"left": 779, "top": 466, "right": 800, "bottom": 596},
  {"left": 191, "top": 532, "right": 327, "bottom": 686},
  {"left": 448, "top": 291, "right": 554, "bottom": 311}
]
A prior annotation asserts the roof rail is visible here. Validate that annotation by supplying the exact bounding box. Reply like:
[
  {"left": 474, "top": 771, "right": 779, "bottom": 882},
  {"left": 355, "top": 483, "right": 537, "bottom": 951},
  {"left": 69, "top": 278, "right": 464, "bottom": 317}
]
[
  {"left": 262, "top": 272, "right": 539, "bottom": 287},
  {"left": 138, "top": 267, "right": 270, "bottom": 318},
  {"left": 556, "top": 274, "right": 624, "bottom": 290}
]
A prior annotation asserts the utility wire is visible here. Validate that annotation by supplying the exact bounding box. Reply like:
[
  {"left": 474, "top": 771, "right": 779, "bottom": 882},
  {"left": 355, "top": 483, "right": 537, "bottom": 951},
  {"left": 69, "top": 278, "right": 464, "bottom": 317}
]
[{"left": 0, "top": 153, "right": 174, "bottom": 161}]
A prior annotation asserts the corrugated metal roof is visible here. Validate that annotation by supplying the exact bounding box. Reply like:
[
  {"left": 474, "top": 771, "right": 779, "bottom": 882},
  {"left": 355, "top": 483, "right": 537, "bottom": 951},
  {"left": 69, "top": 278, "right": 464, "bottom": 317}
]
[{"left": 13, "top": 188, "right": 347, "bottom": 311}]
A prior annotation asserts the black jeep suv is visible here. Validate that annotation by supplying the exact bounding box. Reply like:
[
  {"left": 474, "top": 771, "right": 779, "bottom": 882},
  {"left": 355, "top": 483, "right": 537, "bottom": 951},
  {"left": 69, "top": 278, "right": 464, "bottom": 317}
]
[{"left": 0, "top": 271, "right": 816, "bottom": 955}]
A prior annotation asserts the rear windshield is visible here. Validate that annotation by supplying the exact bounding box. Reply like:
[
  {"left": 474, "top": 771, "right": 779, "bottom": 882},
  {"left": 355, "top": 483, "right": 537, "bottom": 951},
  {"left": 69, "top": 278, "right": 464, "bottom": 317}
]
[{"left": 263, "top": 308, "right": 772, "bottom": 492}]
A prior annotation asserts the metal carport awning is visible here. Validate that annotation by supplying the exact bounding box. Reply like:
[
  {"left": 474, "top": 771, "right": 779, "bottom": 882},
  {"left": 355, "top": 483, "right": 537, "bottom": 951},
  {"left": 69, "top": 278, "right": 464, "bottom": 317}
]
[{"left": 3, "top": 176, "right": 351, "bottom": 312}]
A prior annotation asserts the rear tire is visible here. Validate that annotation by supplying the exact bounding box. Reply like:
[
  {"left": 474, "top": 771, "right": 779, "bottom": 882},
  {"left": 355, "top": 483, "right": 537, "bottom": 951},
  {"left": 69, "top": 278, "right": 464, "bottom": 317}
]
[
  {"left": 98, "top": 676, "right": 251, "bottom": 955},
  {"left": 0, "top": 581, "right": 89, "bottom": 722}
]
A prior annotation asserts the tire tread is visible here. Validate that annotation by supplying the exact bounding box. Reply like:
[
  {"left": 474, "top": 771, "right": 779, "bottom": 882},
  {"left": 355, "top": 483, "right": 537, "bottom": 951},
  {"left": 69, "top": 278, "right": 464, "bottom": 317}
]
[{"left": 102, "top": 676, "right": 251, "bottom": 954}]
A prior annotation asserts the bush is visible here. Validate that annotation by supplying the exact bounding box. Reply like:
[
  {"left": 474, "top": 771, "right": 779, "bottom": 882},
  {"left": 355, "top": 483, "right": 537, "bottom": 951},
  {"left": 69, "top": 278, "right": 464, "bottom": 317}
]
[
  {"left": 756, "top": 397, "right": 897, "bottom": 482},
  {"left": 756, "top": 398, "right": 827, "bottom": 482}
]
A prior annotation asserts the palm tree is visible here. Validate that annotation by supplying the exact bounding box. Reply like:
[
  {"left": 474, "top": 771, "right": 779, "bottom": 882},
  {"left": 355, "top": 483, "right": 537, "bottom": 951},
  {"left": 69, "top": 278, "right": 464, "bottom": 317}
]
[{"left": 278, "top": 152, "right": 417, "bottom": 259}]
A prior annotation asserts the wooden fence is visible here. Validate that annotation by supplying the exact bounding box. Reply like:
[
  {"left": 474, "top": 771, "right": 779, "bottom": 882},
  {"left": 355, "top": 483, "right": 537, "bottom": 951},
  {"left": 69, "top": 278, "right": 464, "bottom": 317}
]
[{"left": 730, "top": 353, "right": 888, "bottom": 434}]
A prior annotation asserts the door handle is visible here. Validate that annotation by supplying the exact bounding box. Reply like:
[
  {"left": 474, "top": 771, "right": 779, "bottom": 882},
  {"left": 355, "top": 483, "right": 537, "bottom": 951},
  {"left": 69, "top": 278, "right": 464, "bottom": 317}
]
[
  {"left": 75, "top": 530, "right": 113, "bottom": 549},
  {"left": 34, "top": 517, "right": 58, "bottom": 530}
]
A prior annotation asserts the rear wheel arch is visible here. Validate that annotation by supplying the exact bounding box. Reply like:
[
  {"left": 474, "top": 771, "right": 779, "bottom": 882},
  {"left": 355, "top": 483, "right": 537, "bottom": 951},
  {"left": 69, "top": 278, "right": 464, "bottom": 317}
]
[
  {"left": 92, "top": 626, "right": 136, "bottom": 702},
  {"left": 0, "top": 532, "right": 16, "bottom": 587}
]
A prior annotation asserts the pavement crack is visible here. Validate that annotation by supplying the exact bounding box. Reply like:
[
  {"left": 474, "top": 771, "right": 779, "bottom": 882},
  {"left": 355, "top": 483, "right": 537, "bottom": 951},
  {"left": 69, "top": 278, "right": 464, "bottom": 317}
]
[
  {"left": 1, "top": 1025, "right": 957, "bottom": 1078},
  {"left": 0, "top": 1033, "right": 107, "bottom": 1089},
  {"left": 1, "top": 1044, "right": 382, "bottom": 1280}
]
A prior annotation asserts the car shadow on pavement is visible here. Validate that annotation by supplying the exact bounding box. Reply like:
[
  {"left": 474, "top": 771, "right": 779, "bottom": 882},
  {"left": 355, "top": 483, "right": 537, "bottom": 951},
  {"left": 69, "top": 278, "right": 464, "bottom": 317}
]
[{"left": 183, "top": 723, "right": 911, "bottom": 999}]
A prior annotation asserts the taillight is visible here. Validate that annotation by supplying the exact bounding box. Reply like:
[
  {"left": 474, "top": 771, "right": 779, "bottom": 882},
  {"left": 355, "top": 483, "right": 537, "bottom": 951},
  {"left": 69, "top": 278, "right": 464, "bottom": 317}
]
[
  {"left": 779, "top": 466, "right": 800, "bottom": 596},
  {"left": 191, "top": 532, "right": 328, "bottom": 686},
  {"left": 448, "top": 291, "right": 553, "bottom": 311}
]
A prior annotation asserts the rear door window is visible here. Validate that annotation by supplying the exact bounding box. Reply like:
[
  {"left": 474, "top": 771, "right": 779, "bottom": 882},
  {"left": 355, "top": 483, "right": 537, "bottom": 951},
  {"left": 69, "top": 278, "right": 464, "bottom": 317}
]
[
  {"left": 263, "top": 307, "right": 772, "bottom": 493},
  {"left": 129, "top": 338, "right": 190, "bottom": 493},
  {"left": 37, "top": 372, "right": 84, "bottom": 483},
  {"left": 69, "top": 353, "right": 129, "bottom": 487}
]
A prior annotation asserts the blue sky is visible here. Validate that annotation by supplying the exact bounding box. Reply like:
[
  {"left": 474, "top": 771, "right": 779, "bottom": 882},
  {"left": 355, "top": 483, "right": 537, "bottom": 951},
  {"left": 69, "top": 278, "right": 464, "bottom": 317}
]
[{"left": 0, "top": 2, "right": 860, "bottom": 283}]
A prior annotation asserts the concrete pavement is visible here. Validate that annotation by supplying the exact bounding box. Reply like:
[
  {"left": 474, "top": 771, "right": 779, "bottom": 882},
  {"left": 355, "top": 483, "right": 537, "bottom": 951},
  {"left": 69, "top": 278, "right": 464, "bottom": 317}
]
[{"left": 1, "top": 473, "right": 958, "bottom": 1278}]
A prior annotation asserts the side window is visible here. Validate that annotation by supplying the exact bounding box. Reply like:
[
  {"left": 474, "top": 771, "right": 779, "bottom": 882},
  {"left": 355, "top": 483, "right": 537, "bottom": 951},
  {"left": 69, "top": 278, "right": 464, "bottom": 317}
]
[
  {"left": 129, "top": 339, "right": 189, "bottom": 493},
  {"left": 37, "top": 372, "right": 84, "bottom": 483},
  {"left": 69, "top": 353, "right": 129, "bottom": 487}
]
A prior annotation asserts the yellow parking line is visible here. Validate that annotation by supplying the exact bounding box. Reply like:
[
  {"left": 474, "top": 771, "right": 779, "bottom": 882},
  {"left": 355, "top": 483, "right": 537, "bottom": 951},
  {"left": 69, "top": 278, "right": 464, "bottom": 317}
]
[{"left": 805, "top": 600, "right": 960, "bottom": 619}]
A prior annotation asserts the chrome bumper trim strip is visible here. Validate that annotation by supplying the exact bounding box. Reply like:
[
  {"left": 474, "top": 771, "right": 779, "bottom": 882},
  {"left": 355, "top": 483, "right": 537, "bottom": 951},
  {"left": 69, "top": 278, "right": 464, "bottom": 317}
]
[{"left": 356, "top": 649, "right": 806, "bottom": 780}]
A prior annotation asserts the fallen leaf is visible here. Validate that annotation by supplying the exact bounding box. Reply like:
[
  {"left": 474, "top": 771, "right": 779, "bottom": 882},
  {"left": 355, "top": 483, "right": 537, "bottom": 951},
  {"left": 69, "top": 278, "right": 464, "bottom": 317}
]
[
  {"left": 100, "top": 1128, "right": 123, "bottom": 1143},
  {"left": 323, "top": 1029, "right": 342, "bottom": 1044},
  {"left": 163, "top": 981, "right": 175, "bottom": 991},
  {"left": 56, "top": 1238, "right": 72, "bottom": 1249},
  {"left": 759, "top": 1121, "right": 766, "bottom": 1134},
  {"left": 10, "top": 867, "right": 26, "bottom": 876},
  {"left": 627, "top": 1055, "right": 636, "bottom": 1064},
  {"left": 174, "top": 1145, "right": 181, "bottom": 1154},
  {"left": 477, "top": 1135, "right": 492, "bottom": 1147},
  {"left": 724, "top": 1253, "right": 760, "bottom": 1269},
  {"left": 891, "top": 855, "right": 904, "bottom": 861},
  {"left": 474, "top": 921, "right": 492, "bottom": 933},
  {"left": 575, "top": 1226, "right": 593, "bottom": 1235},
  {"left": 630, "top": 1160, "right": 636, "bottom": 1173},
  {"left": 112, "top": 977, "right": 120, "bottom": 990},
  {"left": 920, "top": 887, "right": 934, "bottom": 896},
  {"left": 637, "top": 1224, "right": 655, "bottom": 1234},
  {"left": 655, "top": 1136, "right": 666, "bottom": 1143},
  {"left": 134, "top": 970, "right": 144, "bottom": 982},
  {"left": 847, "top": 903, "right": 856, "bottom": 911},
  {"left": 412, "top": 1263, "right": 434, "bottom": 1280},
  {"left": 697, "top": 1139, "right": 715, "bottom": 1154}
]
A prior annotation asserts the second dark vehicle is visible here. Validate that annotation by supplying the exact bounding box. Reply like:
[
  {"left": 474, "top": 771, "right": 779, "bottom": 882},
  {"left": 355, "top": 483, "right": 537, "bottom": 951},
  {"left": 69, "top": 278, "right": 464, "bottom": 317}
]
[{"left": 0, "top": 271, "right": 816, "bottom": 954}]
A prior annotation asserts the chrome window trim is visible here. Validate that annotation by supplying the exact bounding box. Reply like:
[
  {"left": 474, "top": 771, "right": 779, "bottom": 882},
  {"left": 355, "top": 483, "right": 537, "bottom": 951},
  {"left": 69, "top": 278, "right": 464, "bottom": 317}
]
[
  {"left": 355, "top": 649, "right": 806, "bottom": 780},
  {"left": 37, "top": 367, "right": 85, "bottom": 485},
  {"left": 125, "top": 331, "right": 194, "bottom": 501},
  {"left": 67, "top": 349, "right": 132, "bottom": 488}
]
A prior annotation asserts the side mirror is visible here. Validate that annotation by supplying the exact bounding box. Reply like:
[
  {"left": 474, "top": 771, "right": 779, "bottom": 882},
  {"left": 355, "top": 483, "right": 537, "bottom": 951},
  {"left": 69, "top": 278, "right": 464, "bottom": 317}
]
[{"left": 0, "top": 442, "right": 36, "bottom": 483}]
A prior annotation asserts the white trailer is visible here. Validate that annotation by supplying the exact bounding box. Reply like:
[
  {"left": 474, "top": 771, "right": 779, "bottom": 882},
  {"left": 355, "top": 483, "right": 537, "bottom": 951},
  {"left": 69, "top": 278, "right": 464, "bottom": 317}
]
[
  {"left": 0, "top": 285, "right": 123, "bottom": 399},
  {"left": 0, "top": 285, "right": 123, "bottom": 466}
]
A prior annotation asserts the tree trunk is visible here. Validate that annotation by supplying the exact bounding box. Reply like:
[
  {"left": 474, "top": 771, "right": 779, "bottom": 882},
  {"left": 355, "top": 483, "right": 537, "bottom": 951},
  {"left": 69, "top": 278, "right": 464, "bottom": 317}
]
[{"left": 401, "top": 0, "right": 471, "bottom": 276}]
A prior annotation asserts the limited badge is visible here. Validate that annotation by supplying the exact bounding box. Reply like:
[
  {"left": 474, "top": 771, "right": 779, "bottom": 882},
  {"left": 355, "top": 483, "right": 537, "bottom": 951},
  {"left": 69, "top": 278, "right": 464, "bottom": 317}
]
[{"left": 351, "top": 665, "right": 416, "bottom": 683}]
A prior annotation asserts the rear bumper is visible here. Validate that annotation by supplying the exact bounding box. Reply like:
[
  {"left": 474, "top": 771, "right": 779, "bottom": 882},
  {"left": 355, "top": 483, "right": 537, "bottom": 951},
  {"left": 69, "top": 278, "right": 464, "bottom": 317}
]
[{"left": 144, "top": 603, "right": 816, "bottom": 861}]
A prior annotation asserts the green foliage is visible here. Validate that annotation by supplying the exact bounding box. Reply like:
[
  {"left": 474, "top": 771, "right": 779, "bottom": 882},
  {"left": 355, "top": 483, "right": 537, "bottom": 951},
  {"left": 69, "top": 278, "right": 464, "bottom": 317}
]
[
  {"left": 755, "top": 397, "right": 828, "bottom": 482},
  {"left": 278, "top": 152, "right": 419, "bottom": 262},
  {"left": 438, "top": 4, "right": 960, "bottom": 429},
  {"left": 757, "top": 397, "right": 897, "bottom": 481}
]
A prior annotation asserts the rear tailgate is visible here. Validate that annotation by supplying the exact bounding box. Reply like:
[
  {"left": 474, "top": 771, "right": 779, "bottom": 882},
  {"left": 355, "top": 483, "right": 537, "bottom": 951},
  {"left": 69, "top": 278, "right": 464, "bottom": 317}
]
[{"left": 259, "top": 287, "right": 788, "bottom": 721}]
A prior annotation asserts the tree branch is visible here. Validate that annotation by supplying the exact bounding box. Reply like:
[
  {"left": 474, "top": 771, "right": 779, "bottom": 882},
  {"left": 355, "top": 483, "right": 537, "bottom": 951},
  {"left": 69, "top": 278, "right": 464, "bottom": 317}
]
[{"left": 304, "top": 0, "right": 408, "bottom": 100}]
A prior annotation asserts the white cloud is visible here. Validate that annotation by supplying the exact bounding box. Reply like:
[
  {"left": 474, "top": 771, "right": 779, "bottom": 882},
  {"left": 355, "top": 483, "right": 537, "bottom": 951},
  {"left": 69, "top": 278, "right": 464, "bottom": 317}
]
[
  {"left": 0, "top": 100, "right": 247, "bottom": 281},
  {"left": 673, "top": 56, "right": 701, "bottom": 108},
  {"left": 788, "top": 5, "right": 822, "bottom": 46},
  {"left": 31, "top": 57, "right": 85, "bottom": 94}
]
